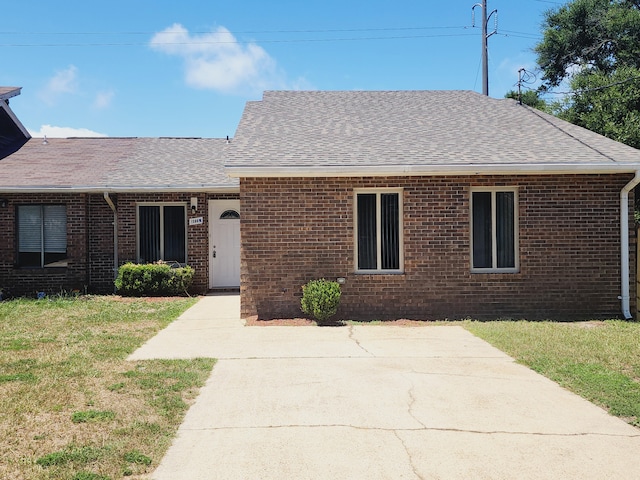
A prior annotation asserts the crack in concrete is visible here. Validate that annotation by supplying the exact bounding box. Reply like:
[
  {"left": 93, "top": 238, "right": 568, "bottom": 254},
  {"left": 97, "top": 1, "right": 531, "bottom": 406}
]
[
  {"left": 348, "top": 325, "right": 374, "bottom": 356},
  {"left": 406, "top": 382, "right": 428, "bottom": 429},
  {"left": 392, "top": 430, "right": 424, "bottom": 480},
  {"left": 180, "top": 424, "right": 640, "bottom": 438}
]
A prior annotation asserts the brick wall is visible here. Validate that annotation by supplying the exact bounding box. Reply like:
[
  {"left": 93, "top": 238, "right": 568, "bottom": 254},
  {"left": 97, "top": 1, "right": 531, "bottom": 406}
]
[
  {"left": 240, "top": 174, "right": 636, "bottom": 321},
  {"left": 89, "top": 194, "right": 116, "bottom": 293},
  {"left": 0, "top": 193, "right": 89, "bottom": 296},
  {"left": 115, "top": 192, "right": 238, "bottom": 294},
  {"left": 0, "top": 191, "right": 239, "bottom": 297}
]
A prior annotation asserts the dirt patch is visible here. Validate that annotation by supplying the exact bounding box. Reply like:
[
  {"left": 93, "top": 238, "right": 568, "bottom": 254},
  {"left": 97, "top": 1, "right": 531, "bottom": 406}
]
[
  {"left": 108, "top": 295, "right": 190, "bottom": 303},
  {"left": 244, "top": 317, "right": 433, "bottom": 327},
  {"left": 245, "top": 317, "right": 315, "bottom": 326}
]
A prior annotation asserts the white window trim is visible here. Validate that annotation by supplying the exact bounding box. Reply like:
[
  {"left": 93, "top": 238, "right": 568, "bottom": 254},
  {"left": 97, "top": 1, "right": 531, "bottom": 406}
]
[
  {"left": 353, "top": 188, "right": 404, "bottom": 274},
  {"left": 136, "top": 202, "right": 188, "bottom": 264},
  {"left": 470, "top": 187, "right": 519, "bottom": 273}
]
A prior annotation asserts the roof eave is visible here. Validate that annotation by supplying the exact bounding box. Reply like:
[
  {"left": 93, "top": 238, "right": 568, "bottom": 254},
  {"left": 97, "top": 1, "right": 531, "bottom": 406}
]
[
  {"left": 225, "top": 163, "right": 640, "bottom": 178},
  {"left": 0, "top": 87, "right": 22, "bottom": 101},
  {"left": 0, "top": 185, "right": 239, "bottom": 194}
]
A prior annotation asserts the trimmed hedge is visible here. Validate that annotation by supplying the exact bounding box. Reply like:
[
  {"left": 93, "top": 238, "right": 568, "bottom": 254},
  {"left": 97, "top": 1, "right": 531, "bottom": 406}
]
[
  {"left": 115, "top": 262, "right": 194, "bottom": 296},
  {"left": 300, "top": 279, "right": 341, "bottom": 322}
]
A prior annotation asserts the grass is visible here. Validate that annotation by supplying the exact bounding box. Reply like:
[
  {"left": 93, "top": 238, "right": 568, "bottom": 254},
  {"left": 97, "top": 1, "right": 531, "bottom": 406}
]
[
  {"left": 464, "top": 319, "right": 640, "bottom": 427},
  {"left": 0, "top": 295, "right": 215, "bottom": 480}
]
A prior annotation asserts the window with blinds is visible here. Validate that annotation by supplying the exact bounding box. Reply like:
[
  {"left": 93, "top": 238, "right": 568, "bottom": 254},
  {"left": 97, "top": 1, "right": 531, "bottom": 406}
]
[
  {"left": 355, "top": 190, "right": 403, "bottom": 273},
  {"left": 17, "top": 205, "right": 67, "bottom": 267},
  {"left": 471, "top": 189, "right": 518, "bottom": 273},
  {"left": 138, "top": 205, "right": 186, "bottom": 264}
]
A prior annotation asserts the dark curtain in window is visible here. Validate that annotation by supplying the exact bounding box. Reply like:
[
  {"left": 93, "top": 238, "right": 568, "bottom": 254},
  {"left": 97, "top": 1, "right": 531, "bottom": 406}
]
[
  {"left": 163, "top": 206, "right": 186, "bottom": 263},
  {"left": 496, "top": 192, "right": 515, "bottom": 268},
  {"left": 139, "top": 206, "right": 160, "bottom": 263},
  {"left": 472, "top": 192, "right": 492, "bottom": 269},
  {"left": 357, "top": 194, "right": 377, "bottom": 269},
  {"left": 381, "top": 193, "right": 399, "bottom": 270}
]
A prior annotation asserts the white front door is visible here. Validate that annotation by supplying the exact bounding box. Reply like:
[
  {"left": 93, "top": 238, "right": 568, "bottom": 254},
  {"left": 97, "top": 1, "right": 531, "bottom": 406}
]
[{"left": 208, "top": 199, "right": 240, "bottom": 288}]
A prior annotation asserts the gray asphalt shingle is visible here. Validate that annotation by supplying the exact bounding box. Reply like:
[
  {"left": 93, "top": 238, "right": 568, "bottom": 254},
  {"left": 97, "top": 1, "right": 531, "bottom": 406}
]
[
  {"left": 226, "top": 90, "right": 640, "bottom": 172},
  {"left": 0, "top": 137, "right": 237, "bottom": 191}
]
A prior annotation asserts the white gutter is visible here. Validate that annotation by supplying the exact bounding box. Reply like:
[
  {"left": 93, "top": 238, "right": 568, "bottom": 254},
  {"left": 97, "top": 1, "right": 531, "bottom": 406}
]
[
  {"left": 103, "top": 192, "right": 118, "bottom": 289},
  {"left": 225, "top": 163, "right": 640, "bottom": 178},
  {"left": 620, "top": 171, "right": 640, "bottom": 319}
]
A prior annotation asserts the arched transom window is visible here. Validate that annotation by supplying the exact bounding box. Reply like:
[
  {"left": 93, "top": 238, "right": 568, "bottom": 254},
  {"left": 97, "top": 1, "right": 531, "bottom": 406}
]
[{"left": 220, "top": 210, "right": 240, "bottom": 219}]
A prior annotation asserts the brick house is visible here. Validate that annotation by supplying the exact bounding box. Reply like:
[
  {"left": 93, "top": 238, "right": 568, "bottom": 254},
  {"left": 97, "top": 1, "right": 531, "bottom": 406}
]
[
  {"left": 226, "top": 90, "right": 640, "bottom": 321},
  {"left": 0, "top": 136, "right": 239, "bottom": 296}
]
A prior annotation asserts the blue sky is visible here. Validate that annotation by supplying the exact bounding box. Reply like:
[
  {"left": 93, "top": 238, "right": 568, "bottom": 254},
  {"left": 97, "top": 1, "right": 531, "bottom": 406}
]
[{"left": 1, "top": 0, "right": 561, "bottom": 138}]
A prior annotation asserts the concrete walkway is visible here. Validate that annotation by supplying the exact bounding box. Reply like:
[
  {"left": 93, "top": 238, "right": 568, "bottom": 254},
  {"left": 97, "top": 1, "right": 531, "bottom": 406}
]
[{"left": 129, "top": 294, "right": 640, "bottom": 479}]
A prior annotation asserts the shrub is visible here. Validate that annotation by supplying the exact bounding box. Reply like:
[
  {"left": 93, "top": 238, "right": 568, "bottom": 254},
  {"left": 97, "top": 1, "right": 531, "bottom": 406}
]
[
  {"left": 115, "top": 262, "right": 193, "bottom": 297},
  {"left": 300, "top": 279, "right": 341, "bottom": 322}
]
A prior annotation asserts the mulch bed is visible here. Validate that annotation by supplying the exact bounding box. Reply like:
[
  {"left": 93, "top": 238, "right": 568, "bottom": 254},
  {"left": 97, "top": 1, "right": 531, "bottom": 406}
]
[{"left": 244, "top": 316, "right": 431, "bottom": 327}]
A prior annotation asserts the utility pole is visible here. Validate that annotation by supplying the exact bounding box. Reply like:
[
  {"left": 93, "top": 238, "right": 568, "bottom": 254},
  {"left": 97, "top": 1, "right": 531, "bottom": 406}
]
[
  {"left": 472, "top": 1, "right": 497, "bottom": 96},
  {"left": 517, "top": 68, "right": 525, "bottom": 104}
]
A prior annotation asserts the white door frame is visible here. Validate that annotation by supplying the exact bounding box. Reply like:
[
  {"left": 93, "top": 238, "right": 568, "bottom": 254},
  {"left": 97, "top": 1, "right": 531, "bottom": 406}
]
[{"left": 208, "top": 199, "right": 241, "bottom": 289}]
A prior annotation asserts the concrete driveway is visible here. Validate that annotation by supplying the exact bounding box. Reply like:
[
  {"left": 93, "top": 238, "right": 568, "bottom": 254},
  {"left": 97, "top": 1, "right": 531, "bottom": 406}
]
[{"left": 129, "top": 294, "right": 640, "bottom": 479}]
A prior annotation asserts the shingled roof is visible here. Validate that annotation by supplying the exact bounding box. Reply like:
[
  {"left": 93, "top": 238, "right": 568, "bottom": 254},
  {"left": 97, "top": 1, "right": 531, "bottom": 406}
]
[
  {"left": 225, "top": 90, "right": 640, "bottom": 177},
  {"left": 0, "top": 137, "right": 237, "bottom": 192}
]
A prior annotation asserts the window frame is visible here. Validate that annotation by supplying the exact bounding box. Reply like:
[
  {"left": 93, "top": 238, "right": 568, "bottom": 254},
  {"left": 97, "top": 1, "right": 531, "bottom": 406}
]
[
  {"left": 353, "top": 188, "right": 404, "bottom": 274},
  {"left": 16, "top": 204, "right": 68, "bottom": 268},
  {"left": 470, "top": 187, "right": 519, "bottom": 273},
  {"left": 136, "top": 202, "right": 188, "bottom": 264}
]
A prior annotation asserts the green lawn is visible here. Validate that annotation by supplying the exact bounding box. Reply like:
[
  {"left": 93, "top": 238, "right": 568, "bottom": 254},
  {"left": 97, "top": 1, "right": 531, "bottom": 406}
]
[
  {"left": 464, "top": 320, "right": 640, "bottom": 427},
  {"left": 0, "top": 296, "right": 214, "bottom": 480}
]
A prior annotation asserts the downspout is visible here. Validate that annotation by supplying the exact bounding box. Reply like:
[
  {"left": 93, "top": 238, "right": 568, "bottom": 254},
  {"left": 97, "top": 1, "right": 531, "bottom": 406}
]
[
  {"left": 103, "top": 192, "right": 118, "bottom": 291},
  {"left": 620, "top": 171, "right": 640, "bottom": 319}
]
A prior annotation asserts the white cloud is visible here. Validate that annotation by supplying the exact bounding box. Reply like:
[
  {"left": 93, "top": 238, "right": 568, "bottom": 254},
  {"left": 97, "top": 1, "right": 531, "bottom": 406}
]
[
  {"left": 150, "top": 24, "right": 286, "bottom": 94},
  {"left": 28, "top": 125, "right": 108, "bottom": 138},
  {"left": 39, "top": 65, "right": 79, "bottom": 105},
  {"left": 93, "top": 90, "right": 115, "bottom": 109}
]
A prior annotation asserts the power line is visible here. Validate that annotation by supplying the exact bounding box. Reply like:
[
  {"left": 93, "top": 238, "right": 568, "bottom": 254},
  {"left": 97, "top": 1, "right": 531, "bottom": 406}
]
[
  {"left": 498, "top": 29, "right": 542, "bottom": 40},
  {"left": 0, "top": 32, "right": 480, "bottom": 48},
  {"left": 0, "top": 22, "right": 544, "bottom": 48},
  {"left": 0, "top": 25, "right": 470, "bottom": 36},
  {"left": 545, "top": 75, "right": 640, "bottom": 95}
]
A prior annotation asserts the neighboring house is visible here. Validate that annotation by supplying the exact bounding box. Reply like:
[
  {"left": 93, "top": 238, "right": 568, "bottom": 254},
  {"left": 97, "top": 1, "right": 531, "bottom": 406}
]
[
  {"left": 0, "top": 87, "right": 30, "bottom": 159},
  {"left": 226, "top": 90, "right": 640, "bottom": 321},
  {"left": 0, "top": 136, "right": 239, "bottom": 296}
]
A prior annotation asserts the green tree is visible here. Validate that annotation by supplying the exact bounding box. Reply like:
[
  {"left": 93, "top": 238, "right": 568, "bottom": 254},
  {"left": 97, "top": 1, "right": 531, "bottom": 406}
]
[
  {"left": 559, "top": 66, "right": 640, "bottom": 148},
  {"left": 534, "top": 0, "right": 640, "bottom": 149},
  {"left": 535, "top": 0, "right": 640, "bottom": 88},
  {"left": 504, "top": 90, "right": 550, "bottom": 112}
]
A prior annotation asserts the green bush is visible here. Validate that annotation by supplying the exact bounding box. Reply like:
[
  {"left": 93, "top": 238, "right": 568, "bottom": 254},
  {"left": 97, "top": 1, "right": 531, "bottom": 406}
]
[
  {"left": 300, "top": 279, "right": 341, "bottom": 322},
  {"left": 114, "top": 262, "right": 193, "bottom": 297}
]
